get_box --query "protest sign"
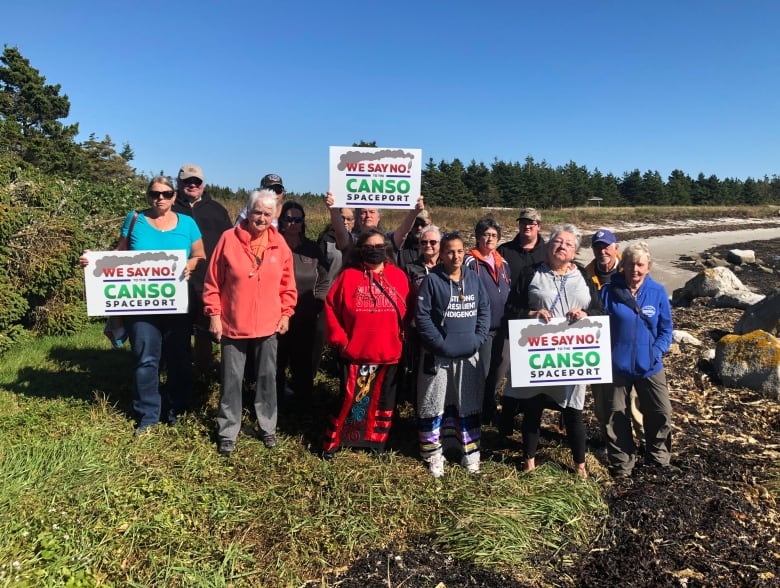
[329,146,422,209]
[508,316,612,387]
[83,250,189,316]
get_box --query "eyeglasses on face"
[148,190,176,199]
[551,238,577,249]
[362,244,386,251]
[420,239,438,246]
[183,178,202,187]
[341,215,355,223]
[280,215,303,223]
[250,209,273,218]
[479,232,499,240]
[270,186,284,195]
[519,220,538,226]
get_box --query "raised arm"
[326,192,353,251]
[391,195,424,250]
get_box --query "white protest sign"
[329,146,422,209]
[83,250,189,316]
[508,316,612,387]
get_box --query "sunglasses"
[362,244,386,251]
[420,239,438,246]
[280,215,303,223]
[148,190,176,199]
[183,178,202,187]
[269,185,284,195]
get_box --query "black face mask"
[361,247,386,264]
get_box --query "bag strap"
[127,211,139,238]
[371,273,404,333]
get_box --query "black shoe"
[321,449,335,462]
[217,439,235,456]
[262,434,278,449]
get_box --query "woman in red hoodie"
[322,228,410,460]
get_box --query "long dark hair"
[279,201,306,237]
[341,228,393,272]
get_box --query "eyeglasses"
[480,233,499,240]
[362,244,386,251]
[341,216,355,223]
[280,215,303,223]
[148,190,175,199]
[182,178,202,187]
[551,238,577,249]
[420,239,438,246]
[250,209,273,218]
[519,220,539,226]
[270,185,284,195]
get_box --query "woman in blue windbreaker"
[601,242,674,477]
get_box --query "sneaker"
[428,455,445,478]
[461,456,480,475]
[262,434,278,448]
[217,439,235,456]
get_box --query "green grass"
[0,324,610,586]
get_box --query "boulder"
[734,289,780,336]
[708,290,765,309]
[672,330,702,346]
[714,330,780,398]
[726,249,756,265]
[673,266,753,307]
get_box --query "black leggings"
[522,395,586,465]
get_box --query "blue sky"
[2,1,778,194]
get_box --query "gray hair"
[247,188,278,212]
[548,223,582,251]
[622,242,652,265]
[420,224,442,241]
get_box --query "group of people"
[80,170,674,480]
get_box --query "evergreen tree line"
[421,157,780,209]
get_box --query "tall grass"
[0,325,609,586]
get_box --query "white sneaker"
[428,455,445,478]
[461,455,480,475]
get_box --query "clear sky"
[2,1,778,194]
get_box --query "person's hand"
[567,308,587,322]
[276,315,290,335]
[79,250,90,268]
[325,192,335,207]
[531,309,552,323]
[208,315,223,343]
[415,195,424,210]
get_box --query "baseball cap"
[416,209,431,223]
[516,208,541,223]
[178,163,204,183]
[592,229,617,246]
[261,173,285,191]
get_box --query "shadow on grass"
[6,345,135,417]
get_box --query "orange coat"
[203,223,297,338]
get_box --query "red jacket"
[325,264,410,364]
[203,222,297,339]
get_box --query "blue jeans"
[125,314,192,430]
